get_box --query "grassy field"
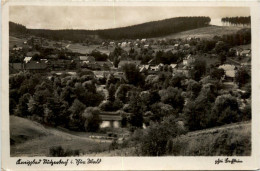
[154,25,244,40]
[167,121,251,156]
[9,36,29,49]
[10,116,111,157]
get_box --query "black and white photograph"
[7,5,253,157]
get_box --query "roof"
[10,63,23,70]
[184,54,192,60]
[25,61,48,70]
[241,50,251,54]
[95,61,113,67]
[26,51,40,56]
[219,64,236,78]
[118,60,141,67]
[24,57,32,63]
[170,64,177,68]
[79,56,89,61]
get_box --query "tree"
[68,99,86,130]
[140,115,183,156]
[159,87,184,113]
[210,94,240,126]
[218,53,227,64]
[15,93,31,117]
[191,60,206,81]
[108,84,116,102]
[128,91,144,128]
[83,107,102,132]
[235,67,250,88]
[186,79,201,99]
[184,83,217,131]
[210,68,225,80]
[122,63,144,86]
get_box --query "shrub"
[49,146,81,157]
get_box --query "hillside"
[167,121,251,156]
[89,121,251,156]
[10,17,211,41]
[154,25,245,40]
[10,116,111,157]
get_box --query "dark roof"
[10,63,23,70]
[118,60,141,67]
[95,61,113,67]
[25,61,47,70]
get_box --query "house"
[173,44,179,50]
[218,64,236,82]
[99,111,132,128]
[24,61,48,72]
[10,63,24,71]
[79,56,89,62]
[141,39,147,43]
[183,54,195,66]
[24,57,32,63]
[109,42,115,46]
[85,56,96,63]
[144,44,150,49]
[240,49,251,57]
[170,64,177,70]
[26,51,40,57]
[121,42,127,47]
[12,47,23,51]
[118,60,142,69]
[174,67,190,77]
[148,58,157,66]
[95,61,114,70]
[139,65,150,72]
[183,44,190,49]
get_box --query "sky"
[9,6,250,30]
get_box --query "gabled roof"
[24,57,32,63]
[118,60,141,67]
[170,64,177,68]
[241,49,251,54]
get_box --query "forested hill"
[9,16,211,41]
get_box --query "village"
[10,33,251,130]
[8,13,252,157]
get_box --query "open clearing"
[10,116,111,157]
[154,25,245,40]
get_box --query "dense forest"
[9,17,211,41]
[221,16,250,26]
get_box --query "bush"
[49,146,81,157]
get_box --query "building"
[24,57,32,63]
[95,61,114,70]
[24,61,48,72]
[12,47,23,51]
[183,54,195,66]
[121,42,127,47]
[183,44,190,49]
[118,60,142,69]
[219,64,236,82]
[85,56,96,62]
[240,49,251,57]
[170,64,177,70]
[26,51,40,57]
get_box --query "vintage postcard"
[1,0,260,170]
